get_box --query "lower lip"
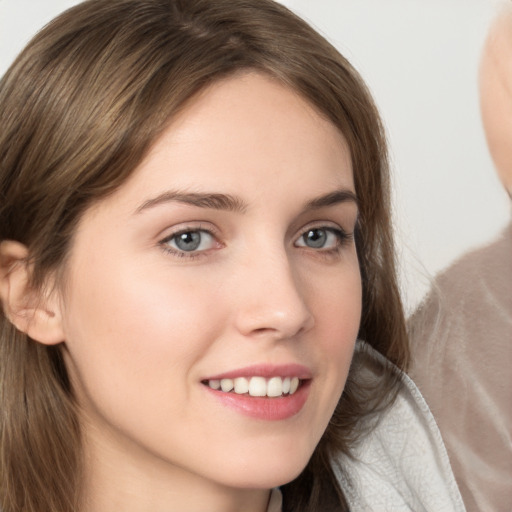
[204,381,311,420]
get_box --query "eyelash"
[296,226,352,254]
[158,224,353,260]
[159,224,219,260]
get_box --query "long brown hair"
[0,1,408,510]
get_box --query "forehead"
[128,72,353,197]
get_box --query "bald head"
[479,6,512,196]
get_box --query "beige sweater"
[409,221,512,512]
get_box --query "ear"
[0,241,65,345]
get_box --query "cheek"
[60,254,227,402]
[307,258,362,395]
[320,294,360,394]
[310,259,362,346]
[480,70,512,191]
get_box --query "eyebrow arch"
[135,191,248,214]
[304,190,358,210]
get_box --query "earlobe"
[0,240,65,345]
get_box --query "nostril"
[252,327,274,335]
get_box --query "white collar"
[266,488,282,512]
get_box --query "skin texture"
[479,6,512,196]
[39,73,363,512]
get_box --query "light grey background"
[1,0,510,313]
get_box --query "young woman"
[0,1,465,511]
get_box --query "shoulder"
[407,222,512,511]
[409,221,512,337]
[333,349,466,512]
[407,221,512,405]
[408,221,512,375]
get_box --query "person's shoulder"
[333,349,466,511]
[408,221,512,364]
[415,220,511,313]
[436,220,511,292]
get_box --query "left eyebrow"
[135,191,248,214]
[304,190,358,211]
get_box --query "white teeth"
[220,378,234,392]
[249,376,267,397]
[208,376,302,397]
[209,379,221,390]
[234,377,249,394]
[267,377,283,397]
[290,377,299,395]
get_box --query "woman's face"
[58,73,361,497]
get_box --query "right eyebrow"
[304,189,358,211]
[134,191,248,215]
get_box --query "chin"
[214,447,313,490]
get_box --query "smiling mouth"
[202,376,302,398]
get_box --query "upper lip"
[203,363,312,381]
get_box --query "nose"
[232,249,315,341]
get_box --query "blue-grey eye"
[164,230,215,252]
[295,228,341,249]
[175,231,201,251]
[303,229,326,248]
